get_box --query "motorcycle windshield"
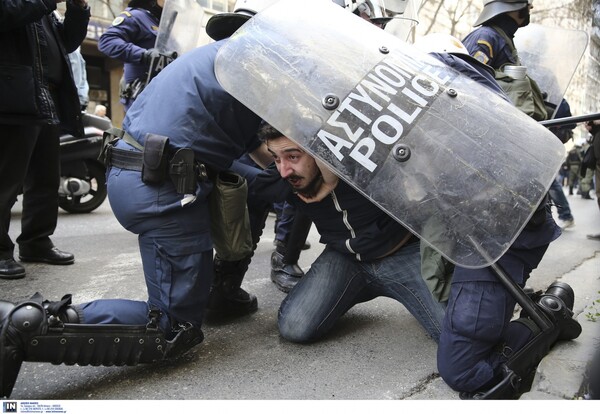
[154,0,205,56]
[514,23,588,117]
[215,0,565,268]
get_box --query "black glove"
[587,121,600,135]
[141,48,160,65]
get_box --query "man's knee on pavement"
[277,308,320,343]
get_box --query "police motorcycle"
[214,0,582,399]
[58,112,112,214]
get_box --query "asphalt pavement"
[1,186,599,402]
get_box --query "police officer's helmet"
[128,0,160,9]
[206,0,408,41]
[206,0,279,41]
[333,0,408,27]
[474,0,531,27]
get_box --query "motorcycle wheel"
[58,162,107,214]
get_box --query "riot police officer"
[98,0,164,112]
[462,0,533,69]
[437,1,581,398]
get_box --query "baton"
[468,236,553,332]
[539,112,600,128]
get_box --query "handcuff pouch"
[142,133,169,185]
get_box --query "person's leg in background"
[587,163,600,240]
[579,168,594,200]
[0,125,40,279]
[548,177,575,229]
[17,124,74,265]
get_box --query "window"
[86,0,128,21]
[199,0,233,12]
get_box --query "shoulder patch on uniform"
[151,25,159,31]
[476,40,494,58]
[473,51,490,65]
[111,16,125,26]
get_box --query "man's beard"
[518,7,530,27]
[291,173,323,198]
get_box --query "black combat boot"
[205,256,258,318]
[270,212,311,293]
[270,251,304,293]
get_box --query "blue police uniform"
[462,14,520,69]
[98,7,159,110]
[76,40,262,334]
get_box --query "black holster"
[170,148,201,194]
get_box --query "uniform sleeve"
[462,28,498,66]
[245,164,292,204]
[59,1,91,54]
[98,11,146,64]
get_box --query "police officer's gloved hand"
[588,121,600,135]
[141,48,160,65]
[164,51,178,60]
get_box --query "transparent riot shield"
[146,0,205,83]
[385,0,421,42]
[514,23,588,117]
[215,0,565,268]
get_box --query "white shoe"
[558,219,575,229]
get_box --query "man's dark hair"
[257,121,284,143]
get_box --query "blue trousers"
[437,210,560,392]
[273,201,295,242]
[278,241,445,343]
[76,141,214,335]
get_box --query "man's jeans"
[278,241,445,343]
[548,178,573,221]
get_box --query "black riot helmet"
[205,0,279,41]
[128,0,163,20]
[474,0,532,26]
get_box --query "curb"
[521,253,600,399]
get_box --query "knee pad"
[8,301,46,335]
